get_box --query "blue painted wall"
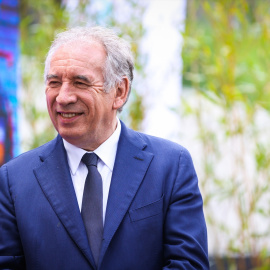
[0,0,19,165]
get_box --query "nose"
[56,83,77,106]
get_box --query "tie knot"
[82,153,98,167]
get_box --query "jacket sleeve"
[163,148,209,269]
[0,165,25,270]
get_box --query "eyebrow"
[46,74,59,81]
[74,75,91,84]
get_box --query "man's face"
[45,41,118,150]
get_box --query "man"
[0,26,209,270]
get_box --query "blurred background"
[1,0,270,269]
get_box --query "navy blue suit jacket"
[0,122,209,269]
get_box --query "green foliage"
[19,0,69,150]
[182,0,270,268]
[20,0,69,60]
[183,0,270,112]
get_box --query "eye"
[48,81,61,88]
[74,81,88,89]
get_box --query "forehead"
[49,41,107,75]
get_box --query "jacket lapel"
[33,136,96,269]
[98,123,154,265]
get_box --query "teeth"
[61,113,76,118]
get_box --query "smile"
[59,113,82,118]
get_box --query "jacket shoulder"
[2,136,61,169]
[125,125,188,155]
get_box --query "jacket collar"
[98,121,154,266]
[34,135,96,269]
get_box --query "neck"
[77,118,119,151]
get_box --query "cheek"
[46,95,57,122]
[46,91,56,108]
[46,96,52,111]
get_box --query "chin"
[59,130,79,141]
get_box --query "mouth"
[58,112,83,119]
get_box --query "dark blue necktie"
[81,153,103,266]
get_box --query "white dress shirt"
[63,118,121,223]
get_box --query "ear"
[112,77,130,110]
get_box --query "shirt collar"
[63,118,121,175]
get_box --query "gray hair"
[44,26,134,112]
